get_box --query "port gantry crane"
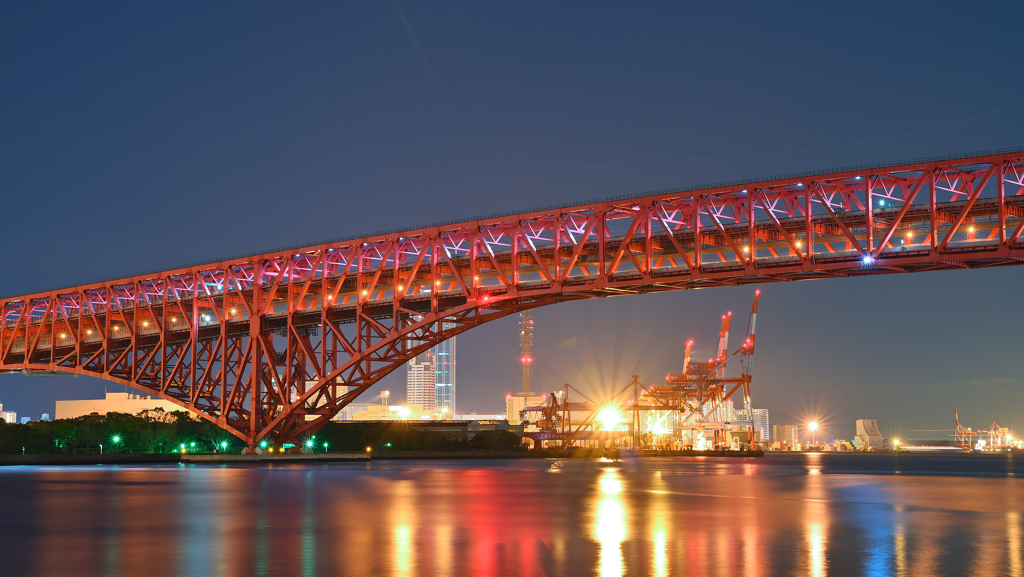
[637,290,761,449]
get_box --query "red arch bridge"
[3,148,1024,449]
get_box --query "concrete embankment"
[183,453,369,464]
[0,454,182,466]
[0,449,762,466]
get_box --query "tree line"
[0,411,523,455]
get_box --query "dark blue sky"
[2,2,1022,441]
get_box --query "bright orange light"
[968,226,975,233]
[59,333,66,338]
[397,285,403,290]
[599,407,621,431]
[142,321,149,327]
[742,246,749,253]
[361,290,368,296]
[807,421,819,432]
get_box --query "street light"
[807,421,819,448]
[221,441,228,451]
[893,438,901,451]
[381,390,390,420]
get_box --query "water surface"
[1,453,1022,576]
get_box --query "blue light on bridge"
[862,255,874,265]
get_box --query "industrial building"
[55,392,194,420]
[854,419,883,451]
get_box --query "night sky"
[2,2,1022,442]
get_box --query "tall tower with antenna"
[519,311,534,393]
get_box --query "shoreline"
[0,449,765,466]
[11,449,1020,467]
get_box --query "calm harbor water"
[1,453,1023,576]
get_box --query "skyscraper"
[406,351,436,413]
[432,328,456,414]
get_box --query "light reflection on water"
[592,469,626,577]
[2,456,1024,576]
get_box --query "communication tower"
[519,311,534,393]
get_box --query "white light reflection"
[804,454,828,577]
[592,469,628,577]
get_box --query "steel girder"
[3,148,1024,449]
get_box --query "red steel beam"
[2,147,1024,450]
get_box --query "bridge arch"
[3,148,1023,448]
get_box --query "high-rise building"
[773,424,798,446]
[0,403,17,424]
[736,408,770,442]
[406,352,436,413]
[705,398,734,423]
[432,329,456,414]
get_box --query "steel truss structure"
[3,148,1024,449]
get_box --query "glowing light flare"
[599,407,621,431]
[807,421,819,432]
